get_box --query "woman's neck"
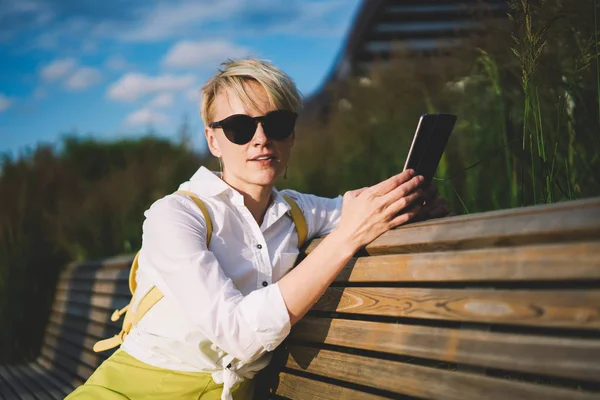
[222,173,273,226]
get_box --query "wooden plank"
[53,290,129,310]
[39,347,90,386]
[36,355,82,390]
[64,255,134,272]
[43,322,115,367]
[50,301,120,329]
[274,372,389,400]
[313,287,600,329]
[45,323,103,356]
[0,365,37,400]
[334,241,600,283]
[63,268,130,283]
[48,313,117,341]
[56,277,128,295]
[0,366,19,400]
[284,345,600,400]
[42,331,101,371]
[305,198,600,255]
[8,364,56,400]
[291,317,600,382]
[53,285,130,300]
[29,363,72,399]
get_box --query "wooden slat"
[42,331,100,372]
[57,277,128,295]
[39,346,90,386]
[29,363,72,399]
[53,290,129,309]
[0,365,37,400]
[62,267,130,282]
[43,321,114,367]
[48,312,116,341]
[36,355,82,389]
[284,345,600,400]
[313,287,600,329]
[305,198,600,255]
[291,317,600,382]
[274,372,389,400]
[8,364,57,400]
[334,241,600,283]
[45,323,103,358]
[0,366,19,400]
[63,255,134,273]
[50,300,120,328]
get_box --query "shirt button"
[256,244,262,249]
[262,281,268,287]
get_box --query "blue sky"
[0,0,362,157]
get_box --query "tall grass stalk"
[477,49,518,208]
[511,0,553,204]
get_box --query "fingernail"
[408,169,415,176]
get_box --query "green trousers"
[65,349,254,399]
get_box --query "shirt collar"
[186,166,292,217]
[188,166,231,198]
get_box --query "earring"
[284,165,288,180]
[218,158,223,178]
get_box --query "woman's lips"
[250,157,276,167]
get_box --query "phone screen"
[403,113,457,185]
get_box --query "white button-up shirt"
[121,166,342,399]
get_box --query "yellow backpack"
[93,190,307,353]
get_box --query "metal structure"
[304,0,508,115]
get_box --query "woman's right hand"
[334,169,425,252]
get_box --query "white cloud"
[122,1,231,42]
[0,94,12,112]
[41,58,77,82]
[107,73,196,102]
[125,108,168,127]
[149,93,173,108]
[119,0,353,42]
[65,67,102,90]
[105,55,132,71]
[163,40,250,68]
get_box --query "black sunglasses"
[209,109,297,145]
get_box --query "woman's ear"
[205,127,222,158]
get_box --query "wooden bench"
[259,197,600,399]
[1,197,599,399]
[0,256,132,400]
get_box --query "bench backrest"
[37,256,133,388]
[263,197,600,399]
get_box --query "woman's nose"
[252,122,269,145]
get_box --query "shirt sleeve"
[280,189,343,240]
[139,195,291,363]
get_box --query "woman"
[66,59,448,400]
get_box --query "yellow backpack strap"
[282,194,308,248]
[93,191,213,353]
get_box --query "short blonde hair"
[200,59,302,126]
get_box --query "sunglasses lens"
[262,110,297,139]
[221,115,256,144]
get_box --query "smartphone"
[403,113,457,186]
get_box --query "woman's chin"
[256,171,279,185]
[249,168,280,186]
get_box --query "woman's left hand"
[419,184,452,219]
